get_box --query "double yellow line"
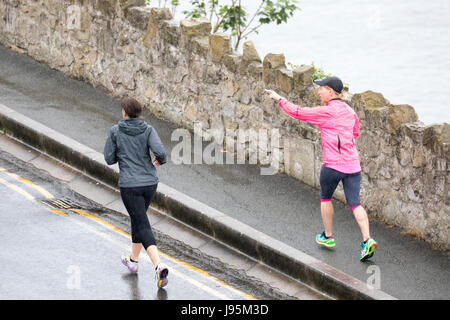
[0,166,257,300]
[0,166,68,217]
[0,167,54,199]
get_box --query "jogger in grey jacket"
[104,111,167,187]
[104,97,169,288]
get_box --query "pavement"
[0,43,448,300]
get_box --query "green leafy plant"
[311,61,332,80]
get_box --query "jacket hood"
[118,118,148,136]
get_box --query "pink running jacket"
[278,98,360,165]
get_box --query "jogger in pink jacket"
[266,76,378,261]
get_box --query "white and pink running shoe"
[155,263,169,288]
[121,255,138,273]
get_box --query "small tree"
[147,0,300,51]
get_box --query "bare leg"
[353,205,371,241]
[146,245,161,268]
[131,243,161,268]
[131,243,142,261]
[321,201,334,237]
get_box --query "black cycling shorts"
[319,165,361,209]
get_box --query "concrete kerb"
[0,103,396,300]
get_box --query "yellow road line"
[0,176,34,200]
[50,208,69,217]
[69,209,132,239]
[0,167,54,199]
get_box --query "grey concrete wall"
[0,0,448,249]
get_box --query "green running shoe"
[316,231,336,248]
[360,238,377,261]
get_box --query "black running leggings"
[120,184,158,250]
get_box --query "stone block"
[61,46,74,66]
[247,61,263,80]
[38,11,51,37]
[144,7,173,46]
[263,53,285,84]
[118,0,146,11]
[263,53,285,70]
[224,78,239,97]
[144,84,156,100]
[236,103,250,119]
[358,133,380,158]
[242,40,261,63]
[95,0,116,17]
[223,54,241,73]
[412,147,427,167]
[364,161,378,179]
[21,3,40,18]
[398,148,411,167]
[351,90,389,118]
[423,123,449,160]
[293,64,314,91]
[74,9,91,31]
[184,102,198,122]
[237,82,251,104]
[240,41,261,74]
[191,36,210,57]
[351,90,389,128]
[401,122,424,145]
[206,62,224,84]
[160,20,180,46]
[387,104,418,133]
[209,33,231,63]
[307,88,322,106]
[44,0,62,16]
[97,27,115,56]
[125,6,151,31]
[423,124,443,154]
[443,123,450,161]
[81,49,98,65]
[190,60,207,81]
[283,137,316,187]
[180,17,211,37]
[274,68,293,93]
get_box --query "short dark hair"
[121,97,143,118]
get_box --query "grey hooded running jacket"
[104,118,167,188]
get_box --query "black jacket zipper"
[337,135,341,153]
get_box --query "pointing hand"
[265,89,282,102]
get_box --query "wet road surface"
[0,150,297,300]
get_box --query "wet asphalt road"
[0,44,449,299]
[0,150,292,300]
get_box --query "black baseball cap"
[313,76,343,94]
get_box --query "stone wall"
[1,0,448,249]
